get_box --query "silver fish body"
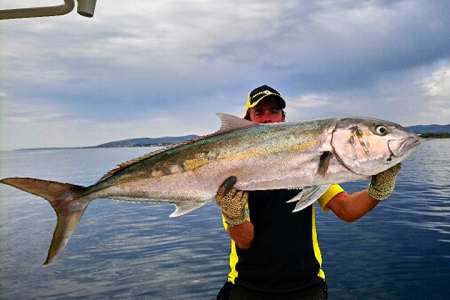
[0,114,420,265]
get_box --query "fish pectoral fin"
[286,189,304,203]
[289,185,331,213]
[317,151,333,176]
[169,200,207,218]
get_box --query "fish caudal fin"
[0,177,89,266]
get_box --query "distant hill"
[97,123,450,148]
[17,123,450,151]
[94,135,199,148]
[407,124,450,134]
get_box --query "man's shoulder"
[319,184,345,210]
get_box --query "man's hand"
[368,164,401,201]
[216,176,248,226]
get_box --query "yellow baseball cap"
[245,85,286,115]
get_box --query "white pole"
[0,0,97,20]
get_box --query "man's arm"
[216,176,254,249]
[228,221,254,250]
[326,164,402,222]
[326,189,378,222]
[220,164,401,245]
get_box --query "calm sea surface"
[0,140,449,299]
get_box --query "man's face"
[248,99,285,124]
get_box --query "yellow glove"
[368,164,401,201]
[215,176,248,226]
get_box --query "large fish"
[0,114,420,265]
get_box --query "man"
[216,85,401,300]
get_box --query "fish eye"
[375,125,388,136]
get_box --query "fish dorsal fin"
[216,113,257,133]
[97,150,162,182]
[97,140,198,183]
[97,114,254,183]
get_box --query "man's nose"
[260,113,275,123]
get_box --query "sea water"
[0,140,449,299]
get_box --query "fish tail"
[0,177,90,266]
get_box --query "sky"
[1,0,449,150]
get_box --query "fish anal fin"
[169,201,206,218]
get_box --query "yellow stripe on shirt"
[224,185,344,284]
[223,202,250,283]
[318,184,344,211]
[311,205,325,279]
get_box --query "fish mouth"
[388,135,421,158]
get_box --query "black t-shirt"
[231,189,324,293]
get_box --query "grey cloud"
[287,62,450,125]
[4,1,450,94]
[1,0,449,149]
